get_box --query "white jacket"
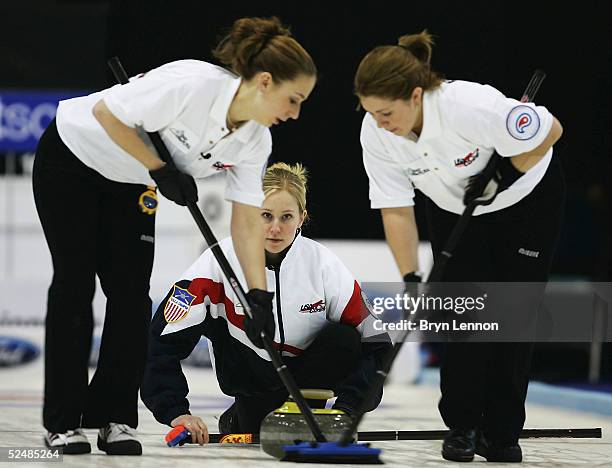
[142,234,391,425]
[160,233,379,360]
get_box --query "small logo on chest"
[212,161,234,171]
[454,148,479,167]
[168,127,191,149]
[408,168,430,176]
[300,299,326,313]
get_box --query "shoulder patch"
[506,105,540,140]
[164,285,196,323]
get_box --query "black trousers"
[228,322,362,433]
[32,120,156,432]
[426,157,565,444]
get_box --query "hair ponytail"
[355,29,443,100]
[397,30,435,66]
[213,16,316,82]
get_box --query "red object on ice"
[165,425,189,447]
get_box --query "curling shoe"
[475,435,522,462]
[442,428,478,462]
[218,402,237,433]
[44,428,91,454]
[97,423,142,455]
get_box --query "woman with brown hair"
[354,31,564,463]
[34,16,316,455]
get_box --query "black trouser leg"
[427,157,565,443]
[426,200,493,431]
[482,342,534,444]
[232,323,361,433]
[438,343,487,430]
[34,119,157,431]
[82,182,155,429]
[233,390,288,433]
[481,158,565,443]
[33,121,99,433]
[292,322,362,390]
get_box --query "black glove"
[149,163,198,206]
[403,272,422,293]
[403,272,423,319]
[463,153,524,206]
[244,289,275,349]
[403,272,421,284]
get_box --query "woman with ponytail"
[354,31,564,463]
[141,162,391,442]
[34,16,316,455]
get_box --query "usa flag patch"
[164,285,196,323]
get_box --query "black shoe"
[442,428,478,462]
[475,435,522,462]
[97,423,142,455]
[218,402,237,433]
[44,428,91,454]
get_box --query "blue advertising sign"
[0,90,88,152]
[0,336,40,367]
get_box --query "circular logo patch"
[506,105,540,140]
[138,187,158,215]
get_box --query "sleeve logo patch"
[506,105,540,140]
[212,161,235,171]
[164,285,196,323]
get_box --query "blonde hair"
[212,16,317,83]
[354,30,443,100]
[263,162,308,218]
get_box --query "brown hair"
[263,162,309,221]
[354,30,443,100]
[212,16,317,83]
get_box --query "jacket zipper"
[272,265,286,352]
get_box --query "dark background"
[1,0,611,382]
[3,1,609,280]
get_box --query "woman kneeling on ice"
[141,162,391,443]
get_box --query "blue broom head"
[281,441,383,464]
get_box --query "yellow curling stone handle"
[300,389,335,400]
[275,401,345,415]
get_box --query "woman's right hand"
[149,163,199,206]
[171,414,209,444]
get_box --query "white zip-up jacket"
[142,234,391,426]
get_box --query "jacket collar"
[208,72,252,143]
[415,86,443,143]
[265,231,302,269]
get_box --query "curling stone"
[259,389,356,459]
